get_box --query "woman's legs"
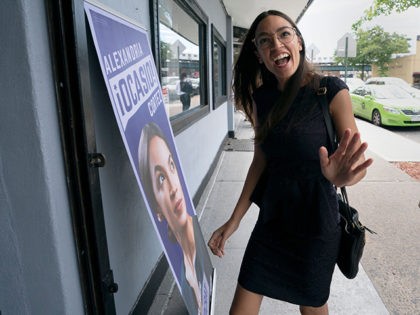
[299,303,329,315]
[229,283,328,315]
[229,284,263,315]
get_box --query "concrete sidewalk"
[149,112,420,314]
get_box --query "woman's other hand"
[207,219,239,258]
[319,128,373,187]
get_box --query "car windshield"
[367,77,408,86]
[372,85,414,99]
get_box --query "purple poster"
[84,2,214,314]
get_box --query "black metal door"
[45,0,117,313]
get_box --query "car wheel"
[372,109,382,126]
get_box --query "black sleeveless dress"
[238,77,348,307]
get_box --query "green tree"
[160,41,173,66]
[353,0,420,30]
[335,26,409,77]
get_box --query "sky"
[297,0,420,59]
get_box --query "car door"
[358,86,376,120]
[351,87,367,118]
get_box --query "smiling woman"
[208,9,373,315]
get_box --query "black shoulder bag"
[317,87,376,279]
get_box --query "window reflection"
[159,0,202,117]
[212,27,227,108]
[213,41,220,99]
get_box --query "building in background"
[372,35,420,85]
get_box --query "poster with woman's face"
[85,2,214,314]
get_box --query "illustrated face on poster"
[84,2,213,314]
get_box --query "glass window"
[158,0,206,120]
[353,87,365,96]
[212,26,227,108]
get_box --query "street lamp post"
[337,33,357,81]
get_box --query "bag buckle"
[317,87,327,95]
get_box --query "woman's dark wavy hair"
[232,10,320,143]
[138,122,167,213]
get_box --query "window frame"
[150,0,209,135]
[211,24,227,109]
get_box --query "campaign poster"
[84,2,214,314]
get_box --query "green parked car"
[350,84,420,127]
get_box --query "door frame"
[45,0,116,313]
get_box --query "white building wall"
[0,0,84,314]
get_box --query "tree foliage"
[160,41,173,64]
[353,0,420,30]
[367,0,420,16]
[335,26,410,76]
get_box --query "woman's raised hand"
[319,128,373,187]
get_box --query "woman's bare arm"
[208,103,266,257]
[319,88,373,187]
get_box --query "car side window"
[353,87,365,96]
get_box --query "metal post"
[344,37,348,82]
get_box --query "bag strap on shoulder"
[317,78,376,234]
[316,78,349,213]
[317,78,337,152]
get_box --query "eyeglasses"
[253,27,297,49]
